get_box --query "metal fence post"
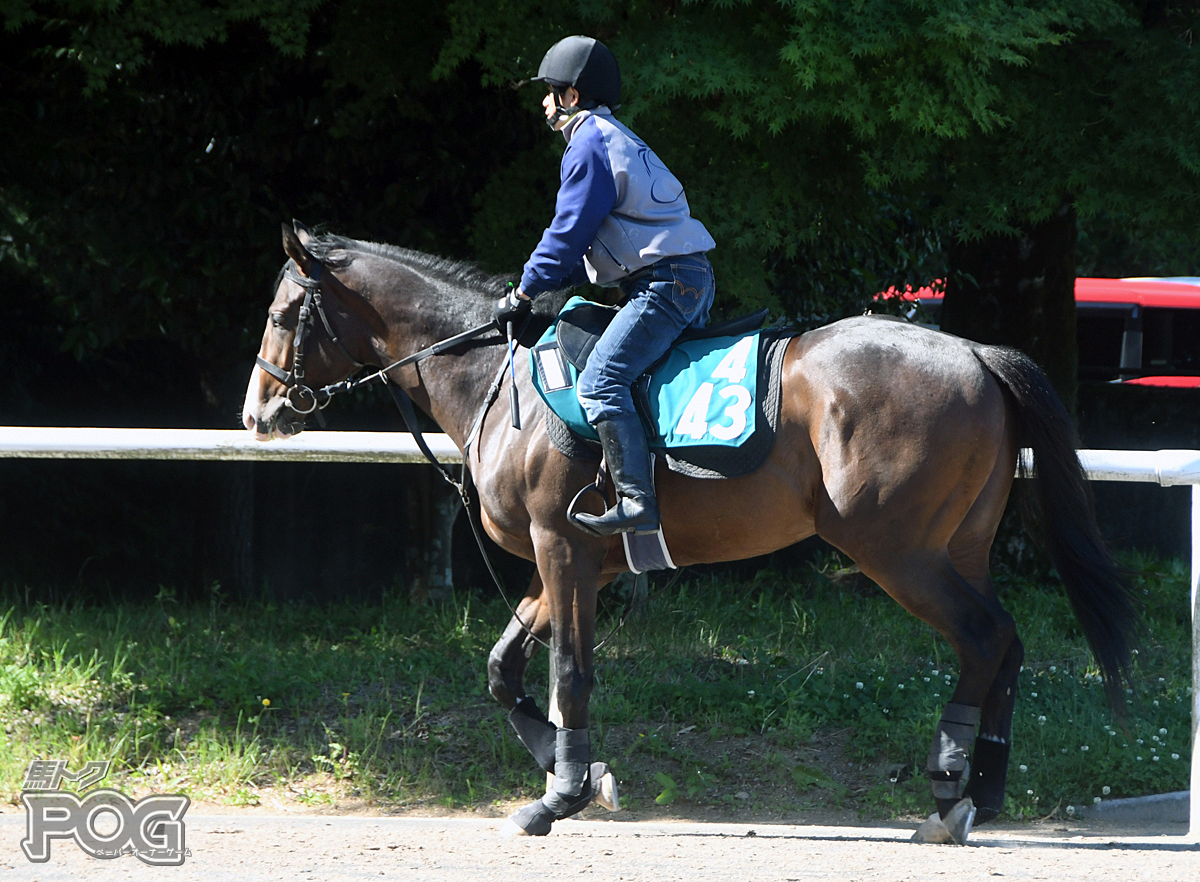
[1191,484,1199,840]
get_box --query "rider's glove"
[493,288,532,330]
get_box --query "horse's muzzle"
[245,398,304,441]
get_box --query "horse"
[242,222,1138,840]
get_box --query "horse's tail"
[973,344,1140,711]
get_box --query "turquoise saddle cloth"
[529,296,763,450]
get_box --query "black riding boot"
[572,414,660,537]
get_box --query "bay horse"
[242,223,1137,839]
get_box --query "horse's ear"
[292,219,314,246]
[281,222,314,275]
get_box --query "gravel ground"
[1,807,1196,882]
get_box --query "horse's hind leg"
[857,550,1016,825]
[949,537,1023,825]
[963,633,1023,824]
[947,463,1022,826]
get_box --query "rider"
[494,35,717,537]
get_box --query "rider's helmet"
[532,36,620,128]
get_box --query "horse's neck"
[408,334,503,450]
[371,269,500,449]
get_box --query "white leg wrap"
[927,703,980,800]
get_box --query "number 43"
[674,336,754,441]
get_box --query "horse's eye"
[271,313,286,328]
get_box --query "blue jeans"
[577,253,715,425]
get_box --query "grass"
[0,551,1191,821]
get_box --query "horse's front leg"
[487,574,561,772]
[503,530,605,836]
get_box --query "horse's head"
[241,221,377,439]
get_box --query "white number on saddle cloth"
[710,336,754,383]
[672,336,756,442]
[710,385,751,441]
[675,382,714,439]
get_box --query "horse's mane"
[304,232,514,299]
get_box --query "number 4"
[675,382,714,439]
[710,336,754,383]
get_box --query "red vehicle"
[886,277,1200,388]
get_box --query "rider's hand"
[493,287,532,330]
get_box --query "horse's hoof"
[911,812,955,844]
[505,798,555,836]
[590,762,620,812]
[500,819,531,837]
[943,797,977,845]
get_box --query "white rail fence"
[0,427,1196,835]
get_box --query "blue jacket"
[520,108,715,298]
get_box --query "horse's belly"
[610,456,819,570]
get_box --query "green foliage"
[0,0,543,419]
[0,0,324,93]
[440,0,1200,312]
[2,0,1198,422]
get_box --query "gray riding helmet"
[532,35,621,109]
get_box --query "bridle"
[255,259,367,415]
[255,257,497,416]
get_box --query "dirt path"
[1,805,1196,882]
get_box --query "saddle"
[529,298,792,574]
[555,301,771,372]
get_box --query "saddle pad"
[540,330,793,480]
[529,296,761,450]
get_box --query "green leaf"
[654,771,679,805]
[791,763,844,793]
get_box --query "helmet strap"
[546,85,580,131]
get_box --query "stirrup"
[572,496,659,537]
[567,482,608,538]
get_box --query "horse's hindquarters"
[788,319,1009,565]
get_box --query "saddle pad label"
[533,342,572,392]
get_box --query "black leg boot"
[506,727,594,836]
[964,736,1010,824]
[571,414,660,536]
[507,697,557,772]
